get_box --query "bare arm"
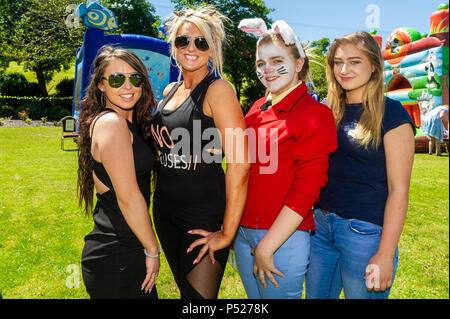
[365,123,415,292]
[188,79,251,264]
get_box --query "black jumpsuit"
[151,74,229,299]
[81,109,157,299]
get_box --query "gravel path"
[0,119,60,128]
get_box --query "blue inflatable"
[72,1,179,120]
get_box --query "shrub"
[55,78,75,97]
[48,105,71,121]
[0,73,40,97]
[0,105,15,118]
[26,101,47,120]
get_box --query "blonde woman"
[305,31,416,299]
[150,6,250,299]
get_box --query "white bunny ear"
[272,20,306,58]
[238,18,268,37]
[272,21,296,45]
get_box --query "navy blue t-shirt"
[318,97,416,226]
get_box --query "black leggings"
[82,249,158,299]
[153,201,229,299]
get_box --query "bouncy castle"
[371,3,449,151]
[71,1,179,120]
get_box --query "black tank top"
[81,109,155,268]
[151,74,226,217]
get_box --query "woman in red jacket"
[235,19,337,299]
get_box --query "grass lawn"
[0,126,448,299]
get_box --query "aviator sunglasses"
[102,72,144,88]
[174,36,210,52]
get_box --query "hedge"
[0,96,73,121]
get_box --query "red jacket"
[241,82,337,231]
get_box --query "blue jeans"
[305,208,398,299]
[234,226,310,299]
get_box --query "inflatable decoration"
[369,29,382,48]
[371,3,449,152]
[76,1,118,32]
[71,1,179,121]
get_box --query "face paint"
[255,42,299,96]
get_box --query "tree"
[171,0,273,105]
[309,37,331,100]
[310,37,330,56]
[101,0,160,38]
[0,0,29,69]
[0,0,84,96]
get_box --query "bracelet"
[144,246,161,258]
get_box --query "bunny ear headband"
[238,18,306,58]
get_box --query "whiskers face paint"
[255,42,298,96]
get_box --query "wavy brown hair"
[326,31,385,149]
[77,45,156,216]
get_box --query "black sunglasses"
[102,72,144,88]
[174,36,210,52]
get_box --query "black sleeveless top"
[81,109,155,269]
[151,74,226,218]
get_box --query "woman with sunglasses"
[151,6,250,299]
[78,45,160,299]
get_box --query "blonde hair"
[326,31,385,149]
[165,5,229,80]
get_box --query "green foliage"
[0,73,40,97]
[309,38,331,101]
[0,105,15,118]
[0,0,84,96]
[101,0,160,38]
[55,78,75,97]
[310,38,330,56]
[309,55,328,101]
[241,78,266,113]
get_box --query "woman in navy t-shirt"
[305,31,416,299]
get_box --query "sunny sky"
[148,0,448,49]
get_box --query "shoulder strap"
[158,82,183,111]
[192,74,218,109]
[90,108,116,138]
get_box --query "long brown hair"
[326,31,385,149]
[77,45,156,216]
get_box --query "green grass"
[0,126,448,299]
